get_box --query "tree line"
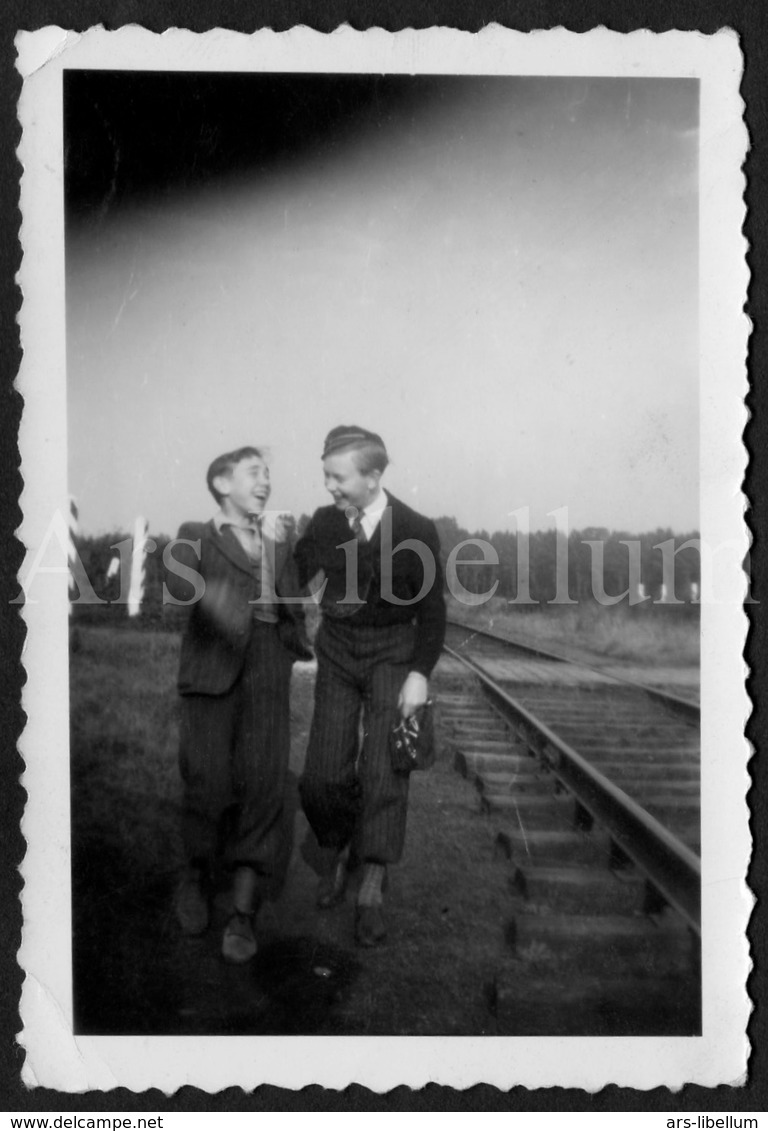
[431,516,701,606]
[68,517,702,630]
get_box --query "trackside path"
[70,631,512,1035]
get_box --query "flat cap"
[322,425,386,459]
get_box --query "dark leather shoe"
[317,857,347,909]
[174,871,209,936]
[221,910,257,964]
[355,905,387,948]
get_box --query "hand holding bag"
[390,700,435,775]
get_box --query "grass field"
[446,596,700,668]
[69,624,511,1035]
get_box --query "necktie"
[228,517,262,562]
[352,513,368,544]
[247,516,263,561]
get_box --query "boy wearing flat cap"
[295,426,446,946]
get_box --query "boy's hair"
[206,446,265,504]
[321,426,389,475]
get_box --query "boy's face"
[323,449,380,512]
[216,455,271,517]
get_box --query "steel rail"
[445,617,700,721]
[443,642,701,936]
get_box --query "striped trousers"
[178,620,293,874]
[300,618,415,864]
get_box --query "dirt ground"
[70,629,511,1036]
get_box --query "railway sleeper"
[491,827,610,867]
[449,730,515,748]
[479,787,580,821]
[442,722,513,742]
[441,724,508,741]
[473,770,554,797]
[608,776,700,796]
[438,704,492,716]
[506,912,695,977]
[451,744,524,765]
[443,699,509,714]
[439,695,491,705]
[561,740,699,758]
[640,794,701,813]
[453,739,524,757]
[492,969,701,1036]
[509,863,646,916]
[538,720,696,738]
[501,686,612,697]
[585,757,699,779]
[513,705,692,722]
[440,697,501,710]
[518,697,692,713]
[555,730,697,750]
[453,749,540,779]
[440,707,506,722]
[510,697,693,715]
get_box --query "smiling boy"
[165,446,311,963]
[295,426,446,947]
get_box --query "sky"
[65,73,699,538]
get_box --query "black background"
[2,0,765,1114]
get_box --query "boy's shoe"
[354,905,387,948]
[174,871,209,936]
[221,910,258,964]
[317,855,348,909]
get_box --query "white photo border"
[15,24,750,1091]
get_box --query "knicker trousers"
[178,620,292,874]
[299,618,415,865]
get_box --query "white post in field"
[127,516,149,618]
[67,497,79,615]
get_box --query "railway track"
[436,618,701,1036]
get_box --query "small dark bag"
[389,701,435,775]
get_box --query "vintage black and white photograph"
[16,27,749,1091]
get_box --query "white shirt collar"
[213,509,261,533]
[352,488,388,539]
[363,488,387,521]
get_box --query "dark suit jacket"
[165,519,306,696]
[294,490,446,677]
